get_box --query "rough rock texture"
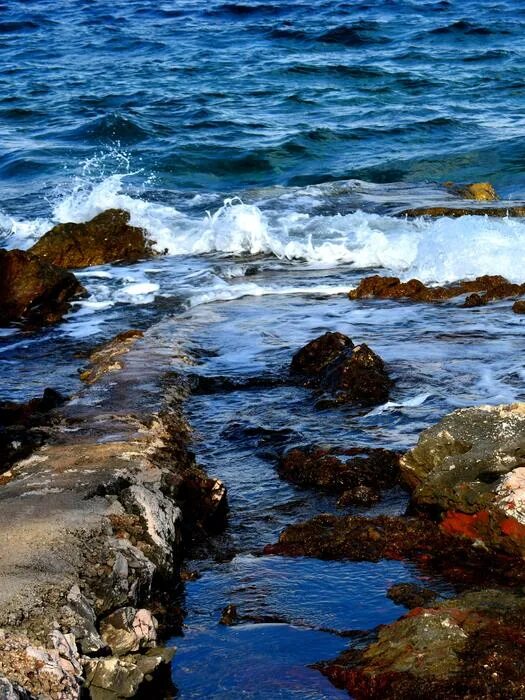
[0,249,86,326]
[29,209,155,269]
[0,388,66,474]
[277,446,401,504]
[349,274,525,305]
[317,589,525,699]
[386,583,439,609]
[446,181,499,201]
[80,330,144,384]
[0,327,226,698]
[265,512,525,586]
[399,205,525,217]
[291,332,392,405]
[400,403,525,558]
[513,300,525,314]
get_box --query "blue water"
[1,1,525,697]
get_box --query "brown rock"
[80,330,144,384]
[278,446,400,498]
[316,589,525,700]
[349,274,525,306]
[513,300,525,314]
[290,331,353,376]
[386,582,438,609]
[448,181,499,201]
[0,248,86,326]
[400,205,525,217]
[29,209,155,269]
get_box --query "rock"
[290,332,354,376]
[337,485,380,507]
[170,469,228,536]
[400,403,525,558]
[0,388,65,473]
[29,209,155,269]
[316,589,525,699]
[219,604,239,626]
[0,248,86,326]
[84,647,175,699]
[513,300,525,314]
[265,512,525,587]
[386,582,438,609]
[100,607,157,657]
[80,330,144,384]
[291,333,392,406]
[447,181,499,201]
[278,446,400,501]
[62,585,105,655]
[349,274,525,306]
[399,205,525,217]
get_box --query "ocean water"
[1,0,525,697]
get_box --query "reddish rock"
[316,589,525,699]
[29,209,155,269]
[349,274,525,305]
[278,446,400,502]
[401,403,525,558]
[0,248,86,326]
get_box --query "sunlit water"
[1,0,525,696]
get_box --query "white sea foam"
[2,172,525,287]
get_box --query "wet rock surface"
[0,388,66,474]
[401,403,525,558]
[386,582,439,609]
[399,204,525,217]
[349,274,525,306]
[80,330,144,384]
[316,589,525,699]
[291,332,392,405]
[513,300,525,314]
[29,209,155,269]
[277,446,401,504]
[0,329,226,698]
[445,181,499,201]
[0,248,86,326]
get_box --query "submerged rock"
[0,248,86,326]
[278,446,400,504]
[401,403,525,558]
[446,181,499,201]
[29,209,155,269]
[80,330,144,384]
[316,589,525,699]
[349,274,525,306]
[399,204,525,217]
[386,582,439,609]
[291,332,392,405]
[513,300,525,314]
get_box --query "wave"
[2,172,525,287]
[428,20,510,36]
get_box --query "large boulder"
[29,209,155,269]
[0,249,85,326]
[316,589,525,699]
[401,403,525,557]
[291,332,392,405]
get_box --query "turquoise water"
[1,1,525,697]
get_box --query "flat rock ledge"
[0,329,226,698]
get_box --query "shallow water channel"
[166,286,523,698]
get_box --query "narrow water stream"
[165,286,518,697]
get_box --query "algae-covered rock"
[317,589,525,699]
[291,332,354,376]
[0,248,85,326]
[401,403,525,557]
[29,209,155,269]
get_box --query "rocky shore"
[0,329,226,698]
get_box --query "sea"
[1,0,524,697]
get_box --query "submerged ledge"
[0,328,226,698]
